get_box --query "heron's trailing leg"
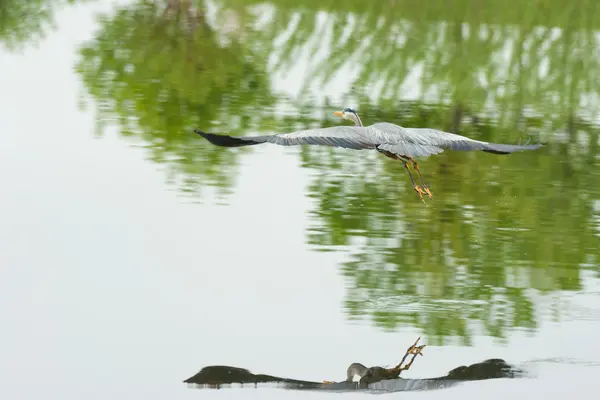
[411,161,432,199]
[394,336,426,376]
[403,162,426,202]
[377,149,428,203]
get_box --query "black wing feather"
[193,130,267,147]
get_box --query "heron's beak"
[333,111,344,117]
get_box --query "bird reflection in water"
[184,337,525,392]
[324,336,426,387]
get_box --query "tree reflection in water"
[77,0,600,344]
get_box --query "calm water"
[1,0,600,399]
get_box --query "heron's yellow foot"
[408,344,426,356]
[413,185,425,199]
[323,380,335,384]
[422,185,432,199]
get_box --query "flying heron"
[193,108,543,200]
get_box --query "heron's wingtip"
[193,128,207,137]
[482,140,545,154]
[528,142,546,150]
[192,129,262,148]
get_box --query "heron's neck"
[354,114,363,127]
[346,362,369,381]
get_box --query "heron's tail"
[194,129,267,147]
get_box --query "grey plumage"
[194,122,543,158]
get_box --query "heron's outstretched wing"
[194,123,543,157]
[371,123,544,157]
[194,125,379,150]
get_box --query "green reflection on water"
[75,0,277,197]
[0,0,82,50]
[77,0,600,344]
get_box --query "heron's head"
[333,108,363,126]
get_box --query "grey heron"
[193,108,543,201]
